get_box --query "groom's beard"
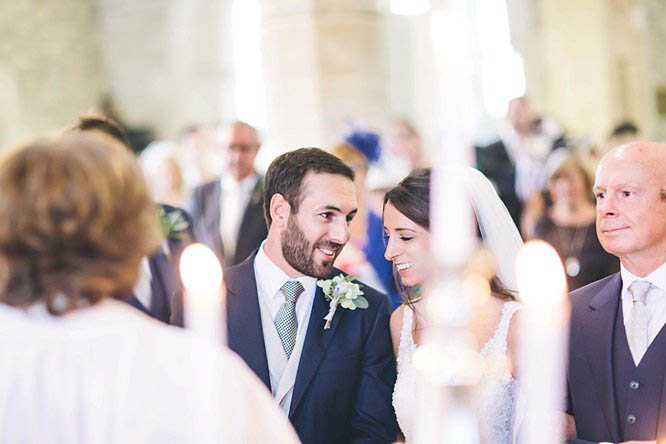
[281,215,342,279]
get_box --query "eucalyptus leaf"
[341,299,356,310]
[354,296,369,309]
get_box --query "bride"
[384,168,524,443]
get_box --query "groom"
[173,147,398,443]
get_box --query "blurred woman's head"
[330,142,369,197]
[547,154,594,206]
[0,133,161,315]
[330,130,381,196]
[386,118,422,161]
[330,142,368,173]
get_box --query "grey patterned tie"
[274,281,304,358]
[628,280,652,364]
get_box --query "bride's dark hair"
[383,168,514,306]
[384,168,430,229]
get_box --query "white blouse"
[0,299,299,444]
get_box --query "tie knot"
[280,281,304,304]
[629,280,651,303]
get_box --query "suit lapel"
[658,372,666,439]
[234,176,263,265]
[148,238,185,322]
[580,273,622,443]
[147,254,169,321]
[289,282,342,417]
[655,325,666,439]
[225,252,271,389]
[203,180,224,259]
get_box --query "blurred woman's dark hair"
[72,115,132,149]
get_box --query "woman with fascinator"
[330,130,400,307]
[384,168,525,443]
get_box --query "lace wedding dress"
[393,301,522,443]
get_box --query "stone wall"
[95,0,232,139]
[644,0,666,141]
[5,0,666,152]
[261,0,389,152]
[508,0,666,144]
[0,0,104,149]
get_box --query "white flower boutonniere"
[317,274,368,329]
[157,208,190,257]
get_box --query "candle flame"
[179,243,223,293]
[515,240,567,305]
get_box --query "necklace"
[552,223,590,277]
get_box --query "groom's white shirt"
[254,242,316,415]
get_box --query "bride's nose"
[384,236,399,261]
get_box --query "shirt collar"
[254,241,318,303]
[221,172,258,194]
[620,261,666,296]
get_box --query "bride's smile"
[383,201,432,288]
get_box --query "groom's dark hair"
[263,147,354,228]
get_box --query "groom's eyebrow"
[319,205,342,212]
[320,205,358,218]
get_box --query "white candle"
[516,240,569,444]
[414,3,481,442]
[179,243,226,344]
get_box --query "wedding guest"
[178,125,218,190]
[368,118,427,190]
[140,140,188,207]
[385,168,524,443]
[603,121,640,156]
[188,120,267,266]
[330,132,398,307]
[72,115,194,323]
[532,154,619,290]
[565,141,666,443]
[476,96,554,227]
[0,133,299,443]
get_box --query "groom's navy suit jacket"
[565,272,666,444]
[223,251,397,444]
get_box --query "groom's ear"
[270,193,291,228]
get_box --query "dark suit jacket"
[475,140,522,228]
[566,273,666,443]
[127,204,194,323]
[187,176,267,267]
[171,251,399,443]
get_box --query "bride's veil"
[461,167,524,294]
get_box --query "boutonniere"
[250,176,264,205]
[317,274,368,330]
[157,208,190,257]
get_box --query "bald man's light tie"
[628,280,652,364]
